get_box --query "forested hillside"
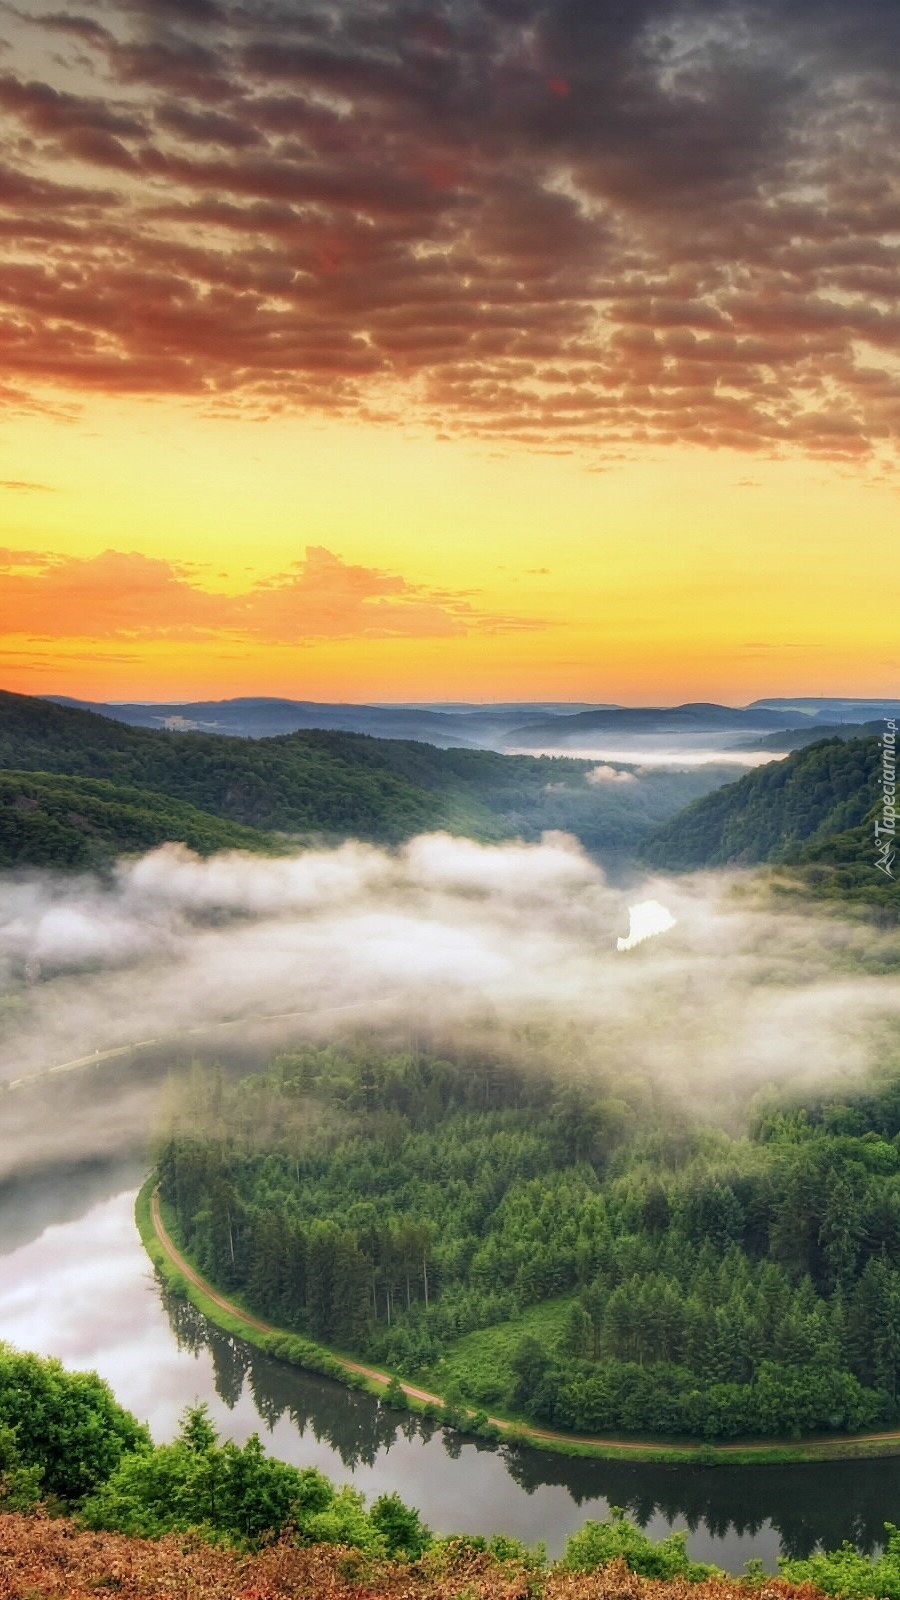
[641,738,882,871]
[159,1047,900,1443]
[740,721,886,753]
[0,772,275,868]
[0,690,726,855]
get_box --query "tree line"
[159,1046,900,1440]
[0,688,727,857]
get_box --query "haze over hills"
[45,696,599,748]
[0,690,730,865]
[749,698,900,723]
[507,703,793,748]
[43,694,899,756]
[738,720,889,754]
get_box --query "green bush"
[562,1509,721,1581]
[0,1344,149,1504]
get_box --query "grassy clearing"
[433,1298,576,1408]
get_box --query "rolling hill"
[0,772,275,869]
[640,737,883,871]
[0,692,476,843]
[0,690,730,861]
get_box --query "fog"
[509,745,781,768]
[2,833,899,1175]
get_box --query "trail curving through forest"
[147,1190,900,1465]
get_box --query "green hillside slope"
[0,772,275,869]
[0,690,727,853]
[641,737,882,870]
[0,692,445,842]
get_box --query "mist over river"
[0,1155,898,1571]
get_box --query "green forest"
[0,772,278,868]
[0,689,725,863]
[158,1045,900,1444]
[641,736,899,915]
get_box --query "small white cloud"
[587,764,637,786]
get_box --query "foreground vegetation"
[0,1513,847,1600]
[7,1344,900,1592]
[156,1046,900,1446]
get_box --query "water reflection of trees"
[158,1275,900,1561]
[501,1445,900,1560]
[160,1275,424,1468]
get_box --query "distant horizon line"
[36,691,900,712]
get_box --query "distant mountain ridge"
[507,702,794,747]
[0,690,729,864]
[738,720,888,754]
[45,694,900,753]
[44,696,594,748]
[748,697,900,723]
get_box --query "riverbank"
[137,1177,900,1467]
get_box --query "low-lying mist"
[2,832,899,1177]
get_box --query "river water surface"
[1,1157,899,1569]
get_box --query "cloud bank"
[1,1,899,463]
[3,835,899,1154]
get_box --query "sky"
[1,0,899,704]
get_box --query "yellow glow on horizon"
[2,397,898,704]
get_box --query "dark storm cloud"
[26,14,114,46]
[1,0,899,459]
[118,0,225,20]
[0,75,145,138]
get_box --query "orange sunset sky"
[1,0,898,704]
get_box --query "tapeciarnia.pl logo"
[875,718,897,879]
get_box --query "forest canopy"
[158,1046,900,1443]
[0,689,729,861]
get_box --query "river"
[0,1155,898,1570]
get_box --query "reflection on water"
[0,1162,898,1568]
[171,1286,900,1560]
